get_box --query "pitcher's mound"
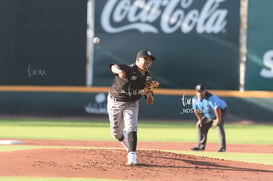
[0,148,272,181]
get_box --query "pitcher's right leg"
[107,94,128,151]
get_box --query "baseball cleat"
[217,148,226,152]
[127,152,137,165]
[190,147,204,151]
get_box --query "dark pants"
[197,108,228,150]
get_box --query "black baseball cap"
[136,50,156,61]
[195,84,206,92]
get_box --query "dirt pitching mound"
[0,145,273,181]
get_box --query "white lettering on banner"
[260,50,273,78]
[85,93,108,114]
[101,0,228,34]
[27,64,47,78]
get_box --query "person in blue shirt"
[190,84,228,152]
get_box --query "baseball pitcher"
[107,50,159,165]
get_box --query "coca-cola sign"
[101,0,228,34]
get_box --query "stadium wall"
[0,0,272,122]
[0,0,87,85]
[0,87,272,122]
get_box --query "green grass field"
[0,118,272,144]
[0,118,273,181]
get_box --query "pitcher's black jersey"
[109,64,152,102]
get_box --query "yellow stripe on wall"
[0,86,273,98]
[154,89,273,98]
[0,86,109,93]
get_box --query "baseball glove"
[143,80,160,94]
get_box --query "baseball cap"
[195,84,206,92]
[136,50,156,61]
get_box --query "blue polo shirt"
[192,92,227,119]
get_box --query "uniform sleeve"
[118,64,128,70]
[208,95,222,110]
[109,64,129,75]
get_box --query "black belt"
[110,94,127,102]
[109,94,137,102]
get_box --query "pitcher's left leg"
[123,101,139,165]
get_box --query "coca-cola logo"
[101,0,228,34]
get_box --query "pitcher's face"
[136,57,153,71]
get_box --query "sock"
[128,131,137,152]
